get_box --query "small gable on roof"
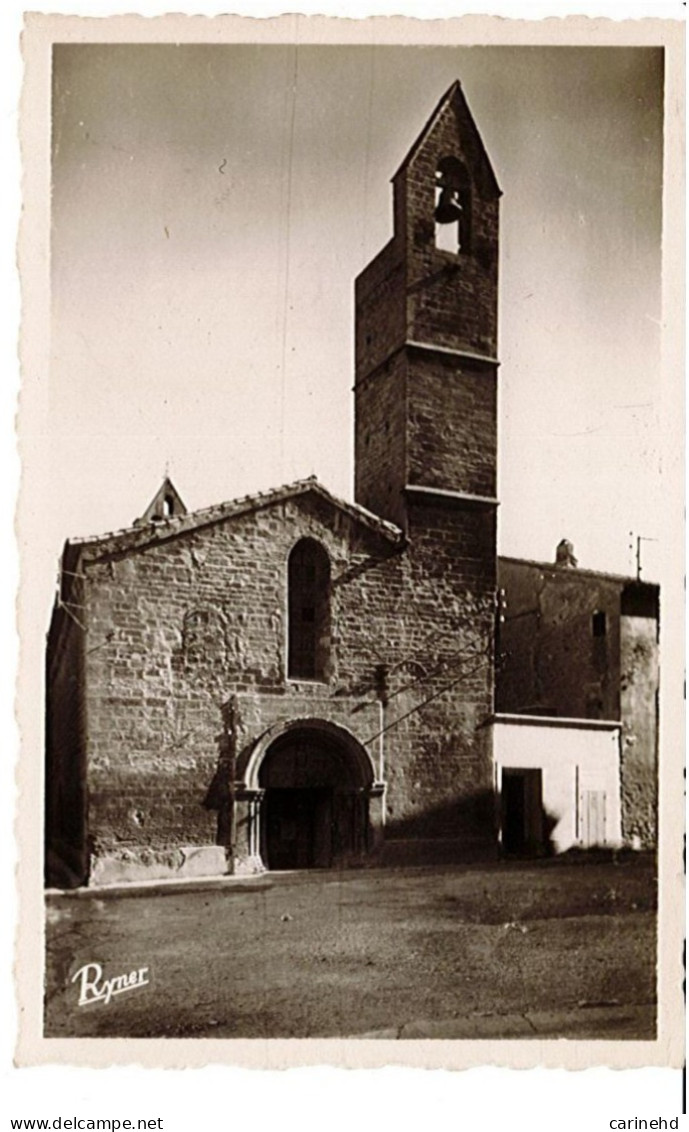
[69,477,404,564]
[134,477,188,526]
[394,80,501,200]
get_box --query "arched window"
[287,539,330,681]
[434,156,471,254]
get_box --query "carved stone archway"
[232,719,385,874]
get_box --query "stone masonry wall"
[407,352,497,499]
[496,559,621,721]
[77,489,497,878]
[392,500,496,845]
[620,607,658,847]
[354,351,408,527]
[354,240,405,381]
[45,598,88,885]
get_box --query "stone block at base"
[233,855,267,876]
[89,846,228,887]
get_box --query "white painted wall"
[492,717,622,853]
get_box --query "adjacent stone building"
[45,82,659,887]
[495,549,659,849]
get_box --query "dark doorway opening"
[258,728,370,871]
[501,767,545,856]
[264,788,333,869]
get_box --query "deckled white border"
[13,10,685,1074]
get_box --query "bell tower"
[354,80,500,530]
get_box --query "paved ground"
[44,856,657,1040]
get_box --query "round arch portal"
[237,719,382,872]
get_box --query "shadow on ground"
[45,856,657,1041]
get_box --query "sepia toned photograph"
[16,17,682,1064]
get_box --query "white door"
[582,789,606,847]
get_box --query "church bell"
[434,187,463,225]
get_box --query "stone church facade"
[45,83,658,887]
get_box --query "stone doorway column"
[232,785,266,875]
[367,782,386,854]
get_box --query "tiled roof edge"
[67,477,405,558]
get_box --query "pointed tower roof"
[393,80,502,198]
[134,476,188,526]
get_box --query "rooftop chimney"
[555,539,578,568]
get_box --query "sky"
[45,43,665,617]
